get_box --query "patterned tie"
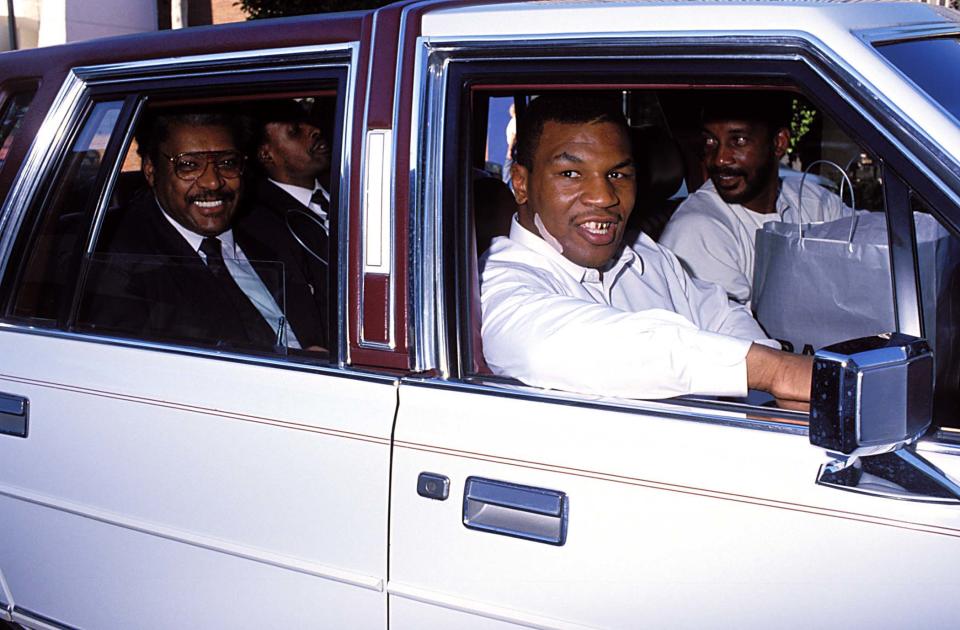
[199,236,278,348]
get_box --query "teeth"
[582,221,612,234]
[194,200,224,208]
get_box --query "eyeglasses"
[161,150,246,181]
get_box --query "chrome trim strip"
[857,23,960,46]
[70,43,358,83]
[9,608,69,630]
[0,481,385,592]
[0,322,399,385]
[0,566,13,615]
[387,581,595,630]
[337,43,361,367]
[399,375,809,437]
[0,70,88,277]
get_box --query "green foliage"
[236,0,394,19]
[788,98,816,157]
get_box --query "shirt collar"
[156,197,236,257]
[507,213,636,283]
[268,178,326,209]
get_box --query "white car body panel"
[0,330,395,628]
[389,383,960,628]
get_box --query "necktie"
[199,236,278,349]
[310,188,330,214]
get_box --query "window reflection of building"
[0,0,245,51]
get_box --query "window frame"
[414,35,960,439]
[0,44,357,365]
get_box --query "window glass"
[4,89,342,360]
[0,88,36,171]
[876,36,960,123]
[911,197,960,429]
[6,100,123,323]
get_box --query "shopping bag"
[752,210,958,361]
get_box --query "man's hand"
[746,343,814,409]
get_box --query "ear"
[773,127,790,159]
[511,163,529,206]
[143,154,156,188]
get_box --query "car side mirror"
[810,332,933,457]
[810,333,960,504]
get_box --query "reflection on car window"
[6,100,124,324]
[0,88,36,171]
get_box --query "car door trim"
[0,481,385,591]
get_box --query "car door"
[0,46,396,629]
[387,29,960,629]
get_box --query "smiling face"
[513,120,636,269]
[702,119,788,213]
[143,122,242,237]
[259,120,331,189]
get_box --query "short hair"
[514,93,629,171]
[700,91,792,134]
[135,107,251,163]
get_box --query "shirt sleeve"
[659,201,753,303]
[480,258,754,399]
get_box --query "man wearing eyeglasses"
[84,108,327,353]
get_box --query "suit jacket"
[79,190,327,351]
[241,177,330,336]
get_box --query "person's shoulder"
[102,190,165,253]
[480,235,565,288]
[661,188,734,245]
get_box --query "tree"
[237,0,395,18]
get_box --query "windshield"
[876,36,960,123]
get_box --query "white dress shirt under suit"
[480,216,776,400]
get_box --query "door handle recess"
[0,392,29,438]
[463,477,568,546]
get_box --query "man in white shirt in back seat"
[659,92,847,306]
[480,93,812,406]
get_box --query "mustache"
[707,166,747,178]
[188,191,236,204]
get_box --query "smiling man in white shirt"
[480,93,812,405]
[659,92,847,306]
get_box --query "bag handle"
[797,159,857,244]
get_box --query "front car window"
[876,36,960,123]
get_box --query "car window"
[2,89,343,361]
[911,196,960,429]
[876,36,960,124]
[461,84,900,415]
[5,100,124,324]
[0,87,37,171]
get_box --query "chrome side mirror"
[810,332,933,457]
[810,333,960,503]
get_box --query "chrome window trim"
[0,322,398,385]
[412,33,960,433]
[0,43,360,369]
[856,23,960,47]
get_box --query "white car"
[0,1,959,628]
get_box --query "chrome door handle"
[463,477,568,545]
[0,392,29,438]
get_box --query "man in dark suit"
[79,108,327,353]
[244,101,334,327]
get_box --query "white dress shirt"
[268,178,330,232]
[160,206,301,349]
[659,177,848,305]
[480,216,776,400]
